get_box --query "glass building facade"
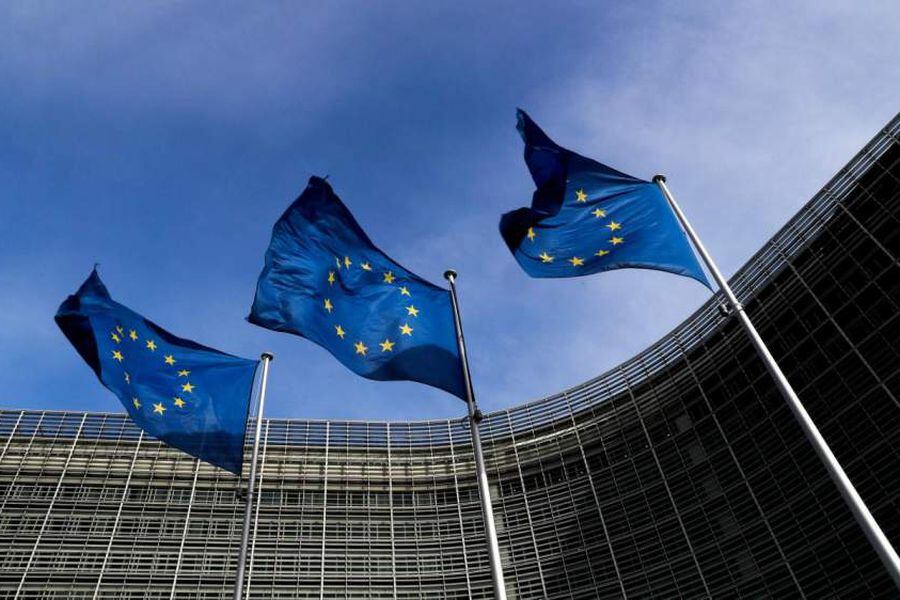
[1,113,899,599]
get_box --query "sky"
[1,1,898,421]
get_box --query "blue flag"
[500,109,711,287]
[248,176,466,400]
[55,270,259,474]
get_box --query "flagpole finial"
[443,269,458,282]
[652,174,667,183]
[260,352,275,361]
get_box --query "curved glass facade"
[1,114,899,599]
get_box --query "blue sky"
[1,2,898,421]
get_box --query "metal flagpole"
[444,269,508,600]
[232,351,274,600]
[653,175,900,590]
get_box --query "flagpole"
[444,270,508,600]
[653,175,900,590]
[232,351,274,600]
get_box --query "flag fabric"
[55,270,259,474]
[500,109,711,288]
[248,176,466,400]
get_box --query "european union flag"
[500,110,711,288]
[248,177,465,400]
[55,270,259,474]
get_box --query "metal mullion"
[408,428,423,596]
[544,410,605,595]
[359,425,368,583]
[425,424,447,594]
[779,218,900,407]
[767,228,900,478]
[0,411,46,517]
[446,420,472,598]
[618,367,712,597]
[0,410,25,464]
[15,412,87,599]
[386,423,397,598]
[833,200,900,268]
[361,425,371,589]
[503,411,548,598]
[342,428,350,598]
[520,414,577,595]
[846,143,900,205]
[147,441,169,589]
[538,476,577,593]
[296,423,310,594]
[286,423,300,588]
[888,128,900,147]
[822,184,900,264]
[672,333,805,597]
[92,431,145,599]
[560,399,626,597]
[318,422,330,600]
[244,419,270,599]
[739,259,892,409]
[168,457,200,599]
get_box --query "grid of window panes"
[0,114,898,599]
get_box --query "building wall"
[1,115,899,599]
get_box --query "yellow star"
[153,402,166,415]
[177,369,190,377]
[124,372,130,384]
[399,286,411,296]
[354,341,368,356]
[112,350,124,362]
[324,298,334,313]
[344,256,352,268]
[610,236,624,245]
[164,355,175,365]
[111,332,121,343]
[173,397,186,408]
[132,397,141,409]
[335,256,342,269]
[335,325,346,339]
[328,271,336,285]
[539,252,554,263]
[361,262,372,271]
[406,305,419,317]
[181,382,195,393]
[606,221,622,231]
[116,325,124,334]
[129,329,138,341]
[592,208,606,218]
[569,256,585,266]
[575,189,588,202]
[399,323,413,336]
[380,339,395,352]
[146,339,157,351]
[383,272,395,284]
[595,249,610,257]
[526,227,536,242]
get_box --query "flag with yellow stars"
[499,109,711,287]
[55,269,259,474]
[248,176,465,400]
